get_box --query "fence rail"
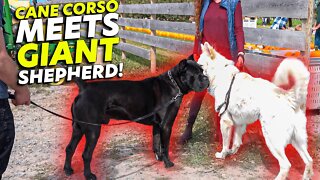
[113,1,313,73]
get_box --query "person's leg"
[0,99,15,178]
[262,18,267,26]
[179,91,206,144]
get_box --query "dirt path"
[2,85,320,180]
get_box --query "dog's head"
[197,42,237,84]
[175,57,209,93]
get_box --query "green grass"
[177,96,216,167]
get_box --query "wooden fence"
[116,0,313,74]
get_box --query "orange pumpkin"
[310,43,315,49]
[284,52,293,57]
[294,51,301,57]
[311,50,320,57]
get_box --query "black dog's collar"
[168,71,183,96]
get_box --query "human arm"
[234,2,245,69]
[312,22,320,31]
[193,35,201,61]
[0,28,30,105]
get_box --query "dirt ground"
[2,85,320,180]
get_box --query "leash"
[7,71,183,127]
[216,73,237,116]
[8,93,131,126]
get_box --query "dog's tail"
[273,58,310,110]
[74,77,87,91]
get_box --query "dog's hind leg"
[82,126,101,180]
[230,124,246,155]
[64,122,84,176]
[215,117,233,159]
[264,136,291,180]
[153,124,162,161]
[292,111,313,180]
[292,127,313,178]
[292,140,313,180]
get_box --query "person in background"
[180,0,245,144]
[0,0,30,178]
[262,17,270,26]
[270,17,288,30]
[313,3,320,48]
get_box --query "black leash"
[216,73,237,116]
[9,93,131,126]
[7,71,183,127]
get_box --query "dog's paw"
[164,161,174,168]
[64,167,74,176]
[230,146,240,155]
[85,173,97,180]
[155,153,163,161]
[215,152,227,159]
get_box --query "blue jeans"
[0,99,15,177]
[315,30,320,48]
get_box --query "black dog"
[63,58,209,180]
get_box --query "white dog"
[198,42,313,180]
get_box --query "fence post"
[120,0,126,60]
[301,0,314,66]
[150,0,157,73]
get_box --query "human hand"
[312,27,318,31]
[12,86,30,106]
[236,55,244,70]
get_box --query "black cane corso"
[63,58,209,180]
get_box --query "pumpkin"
[284,52,293,57]
[310,43,315,49]
[311,50,320,57]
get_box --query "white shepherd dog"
[198,42,313,180]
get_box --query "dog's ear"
[178,59,188,73]
[187,54,195,61]
[201,43,210,56]
[201,42,216,60]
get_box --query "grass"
[177,99,215,167]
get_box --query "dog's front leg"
[215,118,233,159]
[160,124,174,168]
[160,104,180,168]
[230,125,246,155]
[153,124,162,161]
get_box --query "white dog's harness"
[217,73,238,116]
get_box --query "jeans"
[0,99,15,177]
[315,30,320,49]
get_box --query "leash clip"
[172,92,182,102]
